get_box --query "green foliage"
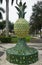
[0,36,31,43]
[0,36,11,43]
[0,36,17,43]
[29,1,42,35]
[11,37,18,43]
[11,0,14,5]
[0,20,14,32]
[15,1,27,18]
[11,36,31,43]
[0,21,5,29]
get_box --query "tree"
[0,0,14,37]
[0,20,14,32]
[0,0,3,3]
[30,13,39,35]
[0,12,3,19]
[0,0,14,4]
[0,0,20,37]
[30,1,42,37]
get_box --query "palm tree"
[0,0,14,36]
[0,0,19,36]
[30,1,42,37]
[0,7,5,20]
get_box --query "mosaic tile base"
[6,38,38,64]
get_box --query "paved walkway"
[0,43,42,65]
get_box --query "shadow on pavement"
[0,51,4,57]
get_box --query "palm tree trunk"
[6,0,9,37]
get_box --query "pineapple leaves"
[23,2,27,11]
[23,2,26,6]
[24,12,27,15]
[17,12,21,18]
[19,1,22,6]
[15,1,27,18]
[23,12,27,18]
[15,6,21,12]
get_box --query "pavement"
[0,43,42,65]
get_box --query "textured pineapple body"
[14,18,29,38]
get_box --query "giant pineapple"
[14,0,29,38]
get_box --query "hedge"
[0,36,11,43]
[0,36,31,43]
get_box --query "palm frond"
[17,12,20,18]
[11,0,14,5]
[0,12,3,19]
[0,0,3,4]
[0,7,5,13]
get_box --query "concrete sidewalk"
[0,43,42,65]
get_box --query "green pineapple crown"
[15,0,27,18]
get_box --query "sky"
[0,0,41,23]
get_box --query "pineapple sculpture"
[6,0,38,65]
[14,18,29,38]
[14,0,29,38]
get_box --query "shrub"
[11,36,31,43]
[0,36,31,43]
[26,36,31,42]
[11,37,18,43]
[0,36,11,43]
